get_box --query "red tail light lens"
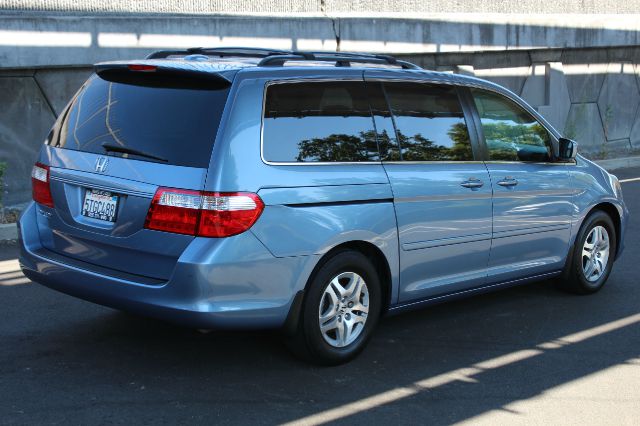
[199,193,265,237]
[144,188,201,235]
[31,162,54,207]
[144,188,264,238]
[127,64,157,72]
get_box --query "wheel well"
[589,202,622,257]
[310,241,393,314]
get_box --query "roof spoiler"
[94,61,234,90]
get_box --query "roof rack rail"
[145,47,421,69]
[258,51,421,69]
[146,47,292,60]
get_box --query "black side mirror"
[558,138,577,161]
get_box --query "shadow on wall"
[2,13,640,66]
[2,57,640,207]
[401,47,640,159]
[0,16,639,206]
[0,67,93,207]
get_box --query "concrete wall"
[3,0,640,14]
[1,46,639,207]
[2,13,640,68]
[400,46,640,159]
[0,67,91,207]
[1,7,639,207]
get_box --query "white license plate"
[82,189,119,222]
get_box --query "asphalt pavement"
[1,168,639,425]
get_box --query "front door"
[469,88,574,283]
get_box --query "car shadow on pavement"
[3,272,636,424]
[2,173,639,424]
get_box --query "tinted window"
[48,75,229,168]
[366,82,401,161]
[263,81,378,162]
[471,89,552,162]
[383,83,473,161]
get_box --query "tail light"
[31,162,54,207]
[144,187,264,238]
[127,64,157,72]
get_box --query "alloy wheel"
[318,272,370,348]
[581,225,610,282]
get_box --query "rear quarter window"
[262,81,379,163]
[48,75,230,168]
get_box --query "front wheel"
[286,249,381,365]
[559,210,617,294]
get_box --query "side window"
[471,89,552,162]
[262,81,378,163]
[383,82,473,161]
[365,82,401,161]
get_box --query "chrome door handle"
[497,177,518,187]
[460,178,484,189]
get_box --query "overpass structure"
[1,0,640,206]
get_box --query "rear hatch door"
[39,62,234,281]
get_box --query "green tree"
[446,122,474,160]
[399,132,447,161]
[397,122,473,161]
[296,130,379,162]
[376,129,401,161]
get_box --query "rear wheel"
[558,210,617,294]
[286,249,381,365]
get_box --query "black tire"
[557,210,617,295]
[285,249,382,365]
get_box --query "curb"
[0,223,17,242]
[0,156,638,243]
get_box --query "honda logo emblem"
[95,157,109,173]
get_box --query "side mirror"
[558,138,577,161]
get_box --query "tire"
[558,210,617,295]
[285,249,382,365]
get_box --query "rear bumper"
[18,202,318,329]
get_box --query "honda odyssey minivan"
[19,48,628,364]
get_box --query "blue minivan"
[19,48,628,364]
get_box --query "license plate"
[82,189,119,222]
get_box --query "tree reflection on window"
[383,82,474,162]
[263,81,379,163]
[472,89,551,162]
[398,123,473,161]
[296,130,379,162]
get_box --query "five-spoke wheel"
[286,212,618,364]
[581,225,610,283]
[285,249,381,365]
[559,210,617,294]
[318,272,370,348]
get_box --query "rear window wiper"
[102,143,168,163]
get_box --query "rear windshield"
[47,75,229,168]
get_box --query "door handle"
[460,178,484,189]
[497,177,518,187]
